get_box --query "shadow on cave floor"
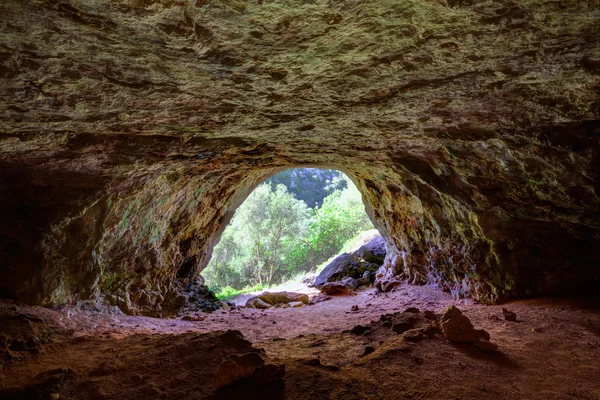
[1,284,599,400]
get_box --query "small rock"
[502,308,517,321]
[404,307,420,313]
[423,310,436,320]
[362,346,376,356]
[489,315,501,321]
[351,305,359,312]
[402,329,426,342]
[350,324,371,335]
[311,294,331,303]
[288,301,303,308]
[440,305,481,343]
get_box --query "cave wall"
[0,0,598,315]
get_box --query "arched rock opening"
[0,0,598,316]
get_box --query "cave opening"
[201,167,387,306]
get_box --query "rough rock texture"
[312,235,385,288]
[320,281,357,296]
[440,305,498,351]
[0,0,598,314]
[245,292,309,308]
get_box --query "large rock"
[320,282,357,296]
[245,292,309,308]
[312,236,386,288]
[356,235,387,264]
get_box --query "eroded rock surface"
[0,0,598,314]
[312,235,384,288]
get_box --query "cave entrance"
[201,168,384,306]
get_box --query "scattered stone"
[246,298,272,310]
[502,308,517,321]
[440,306,480,343]
[288,301,304,308]
[440,306,498,352]
[310,294,331,303]
[424,310,436,320]
[362,345,376,356]
[350,324,371,335]
[320,282,357,296]
[351,305,359,312]
[402,328,426,342]
[391,314,418,334]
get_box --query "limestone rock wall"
[0,0,598,315]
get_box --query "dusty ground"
[1,284,599,400]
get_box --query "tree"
[203,171,375,292]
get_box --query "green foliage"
[266,168,346,208]
[203,169,375,292]
[214,284,266,302]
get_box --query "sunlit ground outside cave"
[1,0,599,398]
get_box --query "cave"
[0,0,599,398]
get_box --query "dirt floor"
[1,283,599,400]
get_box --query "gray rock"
[311,235,386,288]
[356,235,387,264]
[341,276,358,289]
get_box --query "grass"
[213,283,266,302]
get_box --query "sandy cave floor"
[1,284,599,400]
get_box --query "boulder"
[288,301,304,308]
[246,298,272,309]
[320,282,357,296]
[311,236,386,288]
[356,235,387,264]
[245,291,309,308]
[502,308,517,321]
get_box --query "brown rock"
[320,282,357,296]
[424,310,436,320]
[440,306,481,343]
[246,298,272,309]
[502,308,517,322]
[213,352,265,388]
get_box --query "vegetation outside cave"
[202,168,376,301]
